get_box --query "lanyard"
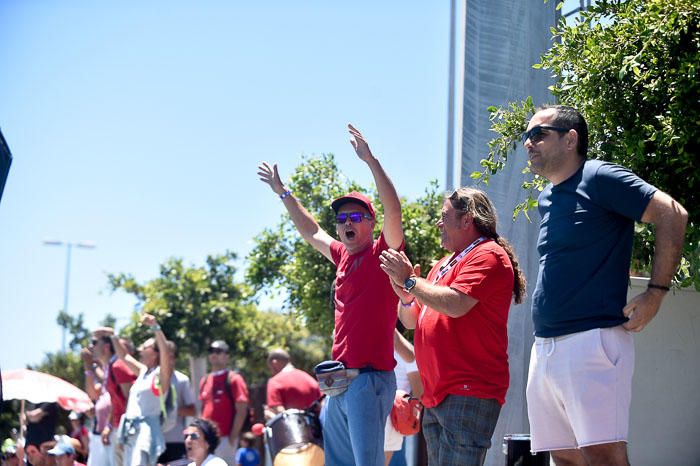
[431,236,487,285]
[419,236,487,325]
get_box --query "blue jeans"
[422,395,501,466]
[322,371,396,466]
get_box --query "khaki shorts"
[526,326,634,452]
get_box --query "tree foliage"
[246,154,444,335]
[108,252,326,384]
[472,0,700,288]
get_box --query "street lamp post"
[42,239,96,352]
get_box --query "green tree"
[56,310,90,352]
[246,154,444,335]
[473,0,699,288]
[108,252,327,384]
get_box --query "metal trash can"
[503,434,550,466]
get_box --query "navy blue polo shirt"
[532,160,657,337]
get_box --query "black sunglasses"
[336,212,372,224]
[208,348,227,354]
[522,125,570,144]
[184,431,200,440]
[90,339,99,346]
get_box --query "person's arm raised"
[348,124,403,249]
[257,162,335,262]
[142,313,173,394]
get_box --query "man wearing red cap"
[258,124,403,466]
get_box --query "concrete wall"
[460,1,557,465]
[627,277,700,465]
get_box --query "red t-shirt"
[266,367,321,410]
[415,240,513,408]
[330,232,400,371]
[199,370,249,437]
[106,358,137,425]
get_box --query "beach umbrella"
[1,369,93,413]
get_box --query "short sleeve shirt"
[415,240,513,407]
[532,160,657,337]
[266,367,321,410]
[199,370,249,437]
[330,232,401,371]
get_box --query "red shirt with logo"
[330,232,400,372]
[199,370,249,436]
[106,358,137,425]
[415,240,513,408]
[266,366,321,410]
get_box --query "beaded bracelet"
[400,299,416,308]
[279,190,292,200]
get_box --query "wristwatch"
[404,276,417,292]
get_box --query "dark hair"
[189,418,221,454]
[448,187,527,304]
[99,335,115,355]
[537,104,588,158]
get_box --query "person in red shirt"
[264,348,321,419]
[380,187,526,466]
[257,124,404,466]
[82,328,136,466]
[199,340,250,466]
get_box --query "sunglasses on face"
[335,212,372,224]
[208,348,226,355]
[184,431,200,440]
[90,339,99,346]
[522,125,570,144]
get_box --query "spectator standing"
[83,329,137,466]
[47,437,86,466]
[264,349,321,419]
[380,187,525,466]
[234,433,259,466]
[159,341,197,464]
[522,105,687,465]
[112,314,174,466]
[257,124,404,466]
[199,340,249,466]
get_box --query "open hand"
[379,249,416,287]
[257,162,286,196]
[348,124,374,163]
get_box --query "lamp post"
[43,239,96,352]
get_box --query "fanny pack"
[313,360,359,397]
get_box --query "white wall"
[627,277,700,465]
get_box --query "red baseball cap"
[331,191,375,219]
[390,390,422,435]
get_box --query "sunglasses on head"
[522,125,570,144]
[335,212,372,224]
[208,348,226,354]
[184,431,200,440]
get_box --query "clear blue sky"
[0,1,452,370]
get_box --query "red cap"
[251,423,265,437]
[331,191,375,219]
[390,390,423,435]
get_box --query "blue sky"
[0,1,454,369]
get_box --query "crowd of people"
[2,106,689,466]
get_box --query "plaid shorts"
[422,394,501,466]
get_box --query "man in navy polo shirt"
[523,105,687,466]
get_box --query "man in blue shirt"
[523,105,687,466]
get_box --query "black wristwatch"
[404,276,417,292]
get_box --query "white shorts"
[383,416,404,452]
[526,326,634,452]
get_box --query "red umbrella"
[2,369,93,413]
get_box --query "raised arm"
[108,329,144,375]
[348,124,403,249]
[81,347,102,401]
[623,190,688,332]
[258,162,335,262]
[142,313,173,394]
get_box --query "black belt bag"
[314,360,359,397]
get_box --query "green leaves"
[481,0,700,288]
[247,154,444,335]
